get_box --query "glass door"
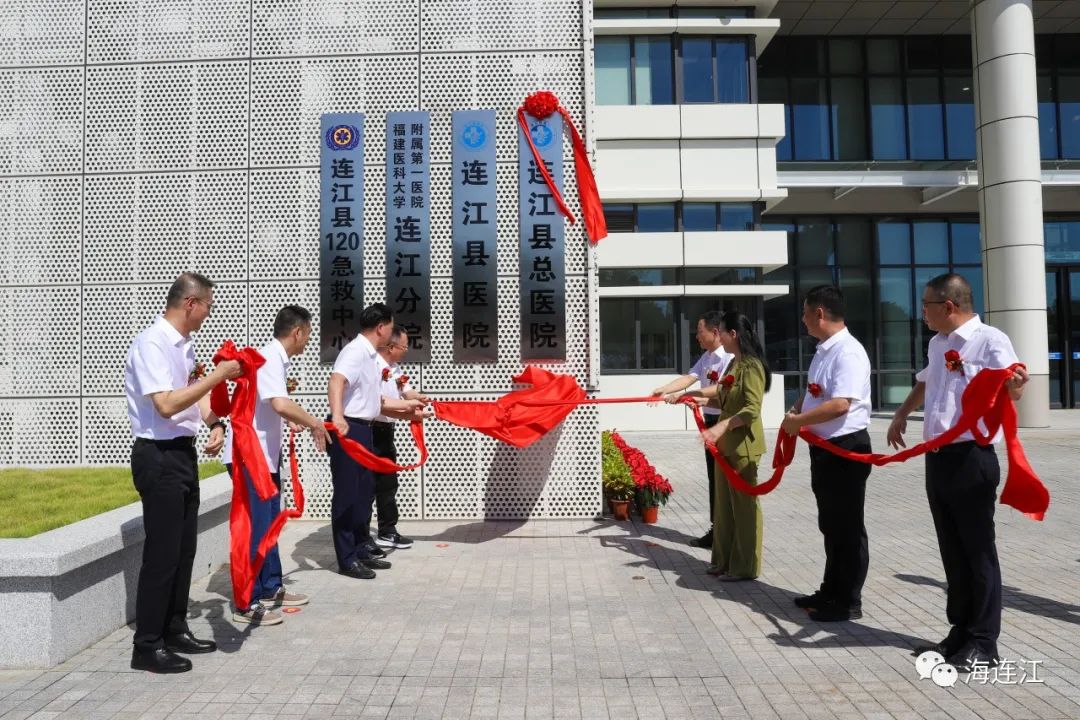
[1070,270,1080,408]
[1047,267,1080,408]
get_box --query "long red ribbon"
[323,420,428,473]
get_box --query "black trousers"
[809,428,872,608]
[364,422,400,537]
[131,437,198,651]
[327,417,376,570]
[926,442,1002,656]
[703,414,720,528]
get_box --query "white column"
[971,0,1050,427]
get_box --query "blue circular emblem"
[462,122,487,149]
[530,122,554,148]
[326,124,360,151]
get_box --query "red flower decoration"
[720,375,735,389]
[944,349,963,372]
[188,362,206,385]
[807,383,822,398]
[381,367,391,382]
[286,377,299,394]
[396,374,409,389]
[523,90,559,119]
[706,370,719,383]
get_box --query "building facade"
[596,0,1077,430]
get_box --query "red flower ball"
[721,375,736,389]
[706,370,719,383]
[944,349,964,372]
[807,383,822,398]
[381,367,391,382]
[523,90,560,119]
[396,374,409,388]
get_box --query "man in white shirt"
[781,286,873,622]
[328,304,428,580]
[653,310,734,548]
[366,325,429,552]
[222,305,332,626]
[124,272,242,674]
[888,273,1029,672]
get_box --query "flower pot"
[610,499,630,521]
[640,505,659,524]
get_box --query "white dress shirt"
[124,316,202,440]
[802,327,872,439]
[222,338,291,472]
[916,315,1019,444]
[375,355,413,423]
[688,347,734,417]
[332,333,381,420]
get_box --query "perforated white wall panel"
[1,0,601,519]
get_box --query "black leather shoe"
[165,631,216,654]
[794,591,828,610]
[340,562,376,579]
[808,602,862,622]
[691,530,713,548]
[131,647,192,674]
[359,557,391,570]
[949,645,1001,674]
[913,634,964,659]
[363,539,388,558]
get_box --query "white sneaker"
[232,602,283,626]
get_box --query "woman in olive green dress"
[675,312,770,581]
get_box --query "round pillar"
[971,0,1050,426]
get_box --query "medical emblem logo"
[326,124,360,151]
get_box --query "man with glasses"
[124,272,242,673]
[653,310,733,548]
[364,325,428,553]
[888,273,1029,673]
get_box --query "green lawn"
[0,462,226,538]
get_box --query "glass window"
[880,373,915,407]
[682,38,716,103]
[596,37,632,105]
[942,36,972,72]
[836,220,871,266]
[1059,75,1080,158]
[764,282,798,372]
[758,76,792,160]
[682,202,717,231]
[953,266,985,316]
[878,268,914,369]
[634,37,675,105]
[787,37,826,76]
[951,221,982,264]
[828,38,862,74]
[684,268,760,284]
[870,78,907,160]
[877,222,911,265]
[677,7,753,19]
[603,204,634,233]
[905,37,941,74]
[716,39,750,102]
[913,221,949,264]
[599,268,679,286]
[791,77,831,160]
[719,203,755,231]
[639,300,676,369]
[636,203,677,232]
[1045,220,1080,262]
[944,77,976,159]
[797,220,834,265]
[838,266,874,364]
[595,9,670,19]
[907,77,945,160]
[600,299,635,370]
[1039,75,1058,159]
[831,77,867,160]
[867,39,901,74]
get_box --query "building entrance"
[1047,267,1080,408]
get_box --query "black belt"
[372,420,394,428]
[930,440,987,454]
[344,416,376,426]
[135,436,196,448]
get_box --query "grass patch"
[0,462,226,539]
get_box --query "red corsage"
[286,377,299,394]
[720,375,735,389]
[706,370,719,383]
[188,362,206,385]
[807,383,822,398]
[381,367,391,382]
[396,374,409,389]
[944,349,963,372]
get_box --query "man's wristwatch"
[208,420,227,433]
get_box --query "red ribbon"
[323,420,427,473]
[685,364,1048,520]
[517,91,608,244]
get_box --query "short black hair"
[273,305,312,338]
[165,272,215,308]
[698,310,723,332]
[925,273,974,312]
[359,303,393,331]
[391,324,409,342]
[803,285,845,321]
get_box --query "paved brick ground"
[2,413,1079,719]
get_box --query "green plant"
[601,431,636,501]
